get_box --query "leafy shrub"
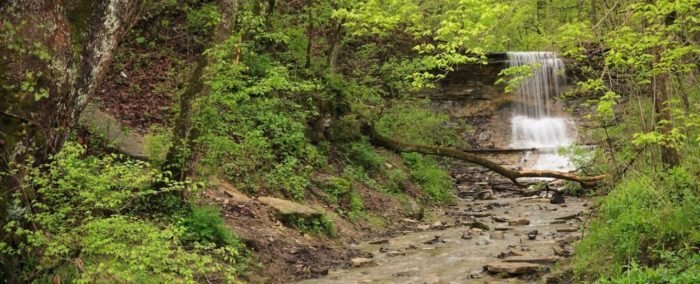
[0,143,246,282]
[321,176,365,220]
[574,166,700,281]
[186,3,221,34]
[347,140,385,173]
[384,168,409,193]
[181,205,238,246]
[324,176,352,204]
[597,252,700,284]
[195,38,323,199]
[284,214,337,237]
[76,216,241,283]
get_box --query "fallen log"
[363,124,605,187]
[460,144,597,154]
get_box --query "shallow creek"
[299,190,588,284]
[299,51,587,283]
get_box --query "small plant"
[284,214,337,237]
[181,205,237,246]
[347,140,385,173]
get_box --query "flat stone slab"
[210,177,251,203]
[79,103,147,159]
[258,197,321,218]
[350,257,376,268]
[484,262,544,275]
[508,218,530,226]
[502,256,561,265]
[556,226,579,233]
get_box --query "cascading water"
[507,52,574,171]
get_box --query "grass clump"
[402,153,454,204]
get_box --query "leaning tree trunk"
[0,0,144,280]
[363,124,606,188]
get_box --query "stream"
[298,51,585,283]
[299,179,587,283]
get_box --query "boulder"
[79,103,147,160]
[210,177,251,203]
[258,197,321,219]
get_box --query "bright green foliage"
[497,63,541,94]
[1,143,246,282]
[376,100,466,147]
[283,214,337,237]
[145,126,174,167]
[574,166,700,281]
[180,205,240,247]
[194,33,322,199]
[402,153,454,204]
[74,216,240,283]
[186,3,222,34]
[337,0,509,89]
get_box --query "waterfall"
[507,52,574,171]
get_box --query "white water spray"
[507,52,574,171]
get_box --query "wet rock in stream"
[527,230,538,240]
[461,231,473,239]
[475,189,494,200]
[508,218,531,226]
[484,262,545,276]
[490,231,505,240]
[550,191,566,204]
[350,257,376,268]
[423,235,446,245]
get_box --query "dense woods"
[1,0,699,282]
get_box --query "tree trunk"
[305,0,314,69]
[327,20,344,72]
[0,0,145,280]
[163,0,239,181]
[653,12,681,167]
[654,73,681,167]
[363,124,606,188]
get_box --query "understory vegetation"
[2,143,248,282]
[1,0,699,282]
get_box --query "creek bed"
[298,192,588,284]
